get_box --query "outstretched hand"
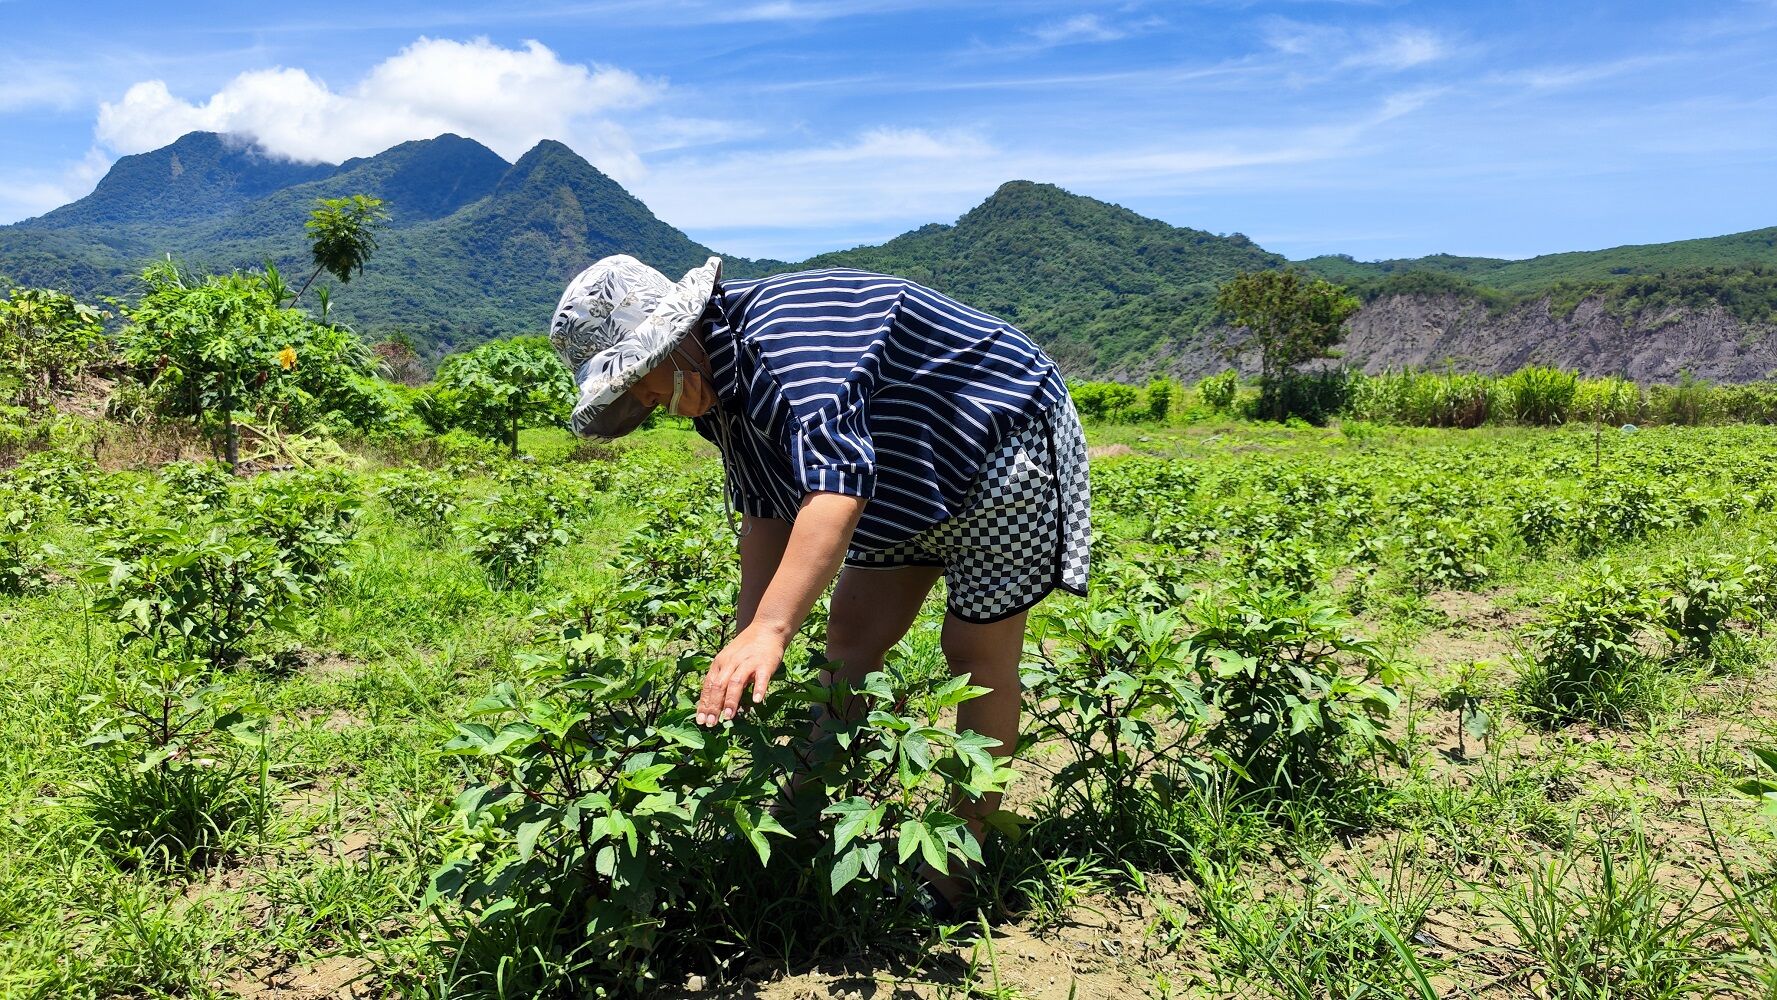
[696,625,789,726]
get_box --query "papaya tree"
[0,287,109,408]
[120,260,373,470]
[420,337,574,456]
[295,194,388,305]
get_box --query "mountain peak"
[23,131,337,230]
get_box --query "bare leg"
[781,565,941,809]
[822,564,944,715]
[925,609,1030,904]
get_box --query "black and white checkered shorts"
[844,398,1091,623]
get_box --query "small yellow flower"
[277,345,298,371]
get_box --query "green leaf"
[657,721,706,750]
[829,847,864,895]
[621,763,675,794]
[896,818,925,865]
[732,804,790,866]
[515,817,551,861]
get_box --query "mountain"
[805,181,1283,371]
[1,131,1774,379]
[1300,227,1777,291]
[20,132,337,231]
[0,132,769,356]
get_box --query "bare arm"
[737,515,791,631]
[696,492,866,726]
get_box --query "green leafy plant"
[1516,567,1658,726]
[1738,746,1777,823]
[1198,370,1239,413]
[375,469,459,533]
[457,491,569,589]
[1186,585,1401,795]
[0,499,45,595]
[419,337,574,456]
[427,638,1009,995]
[80,658,270,868]
[1021,606,1211,863]
[0,286,109,409]
[86,520,304,669]
[295,193,388,304]
[157,459,234,515]
[1654,554,1748,663]
[240,467,362,585]
[1401,516,1493,591]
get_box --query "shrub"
[80,658,270,868]
[1021,606,1209,862]
[1185,585,1400,794]
[1198,371,1239,413]
[240,468,361,585]
[375,470,459,533]
[1653,554,1748,663]
[0,500,45,595]
[428,640,1008,994]
[419,337,574,455]
[86,521,304,669]
[1070,380,1141,422]
[457,491,569,589]
[1143,377,1178,422]
[1516,568,1658,725]
[1401,517,1493,591]
[0,286,108,409]
[1514,492,1572,553]
[157,460,234,515]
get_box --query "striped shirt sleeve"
[789,389,876,499]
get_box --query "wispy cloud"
[1031,14,1128,45]
[1263,18,1454,72]
[634,88,1441,254]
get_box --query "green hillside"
[2,131,1774,371]
[805,181,1284,370]
[1302,226,1777,290]
[21,132,337,231]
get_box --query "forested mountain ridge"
[1,131,1774,377]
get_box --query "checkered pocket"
[967,432,1053,515]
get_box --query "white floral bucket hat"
[549,253,723,438]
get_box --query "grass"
[2,418,1776,997]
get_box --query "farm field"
[2,416,1776,1000]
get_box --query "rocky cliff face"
[1338,294,1777,381]
[1127,294,1777,383]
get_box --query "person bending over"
[549,254,1091,911]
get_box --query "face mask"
[668,368,687,414]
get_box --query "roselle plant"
[427,636,1012,995]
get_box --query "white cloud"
[1263,19,1452,73]
[1031,14,1126,46]
[634,89,1439,251]
[94,37,659,178]
[1342,27,1450,70]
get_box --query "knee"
[824,616,901,669]
[940,636,1021,691]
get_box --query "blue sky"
[2,0,1774,262]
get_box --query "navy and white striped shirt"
[691,268,1068,550]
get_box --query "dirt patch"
[1087,443,1134,460]
[1422,589,1535,632]
[225,954,375,999]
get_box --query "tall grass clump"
[1503,365,1579,425]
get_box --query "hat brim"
[568,255,723,439]
[580,392,652,438]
